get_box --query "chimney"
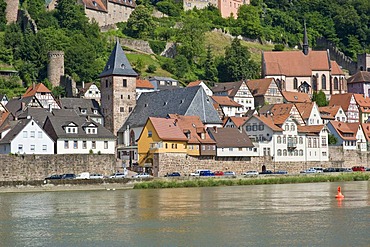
[48,104,52,113]
[82,81,85,89]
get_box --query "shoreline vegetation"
[0,173,369,193]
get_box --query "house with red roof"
[281,91,311,103]
[187,80,213,96]
[136,78,155,99]
[295,102,322,125]
[328,93,359,123]
[326,121,366,151]
[223,116,250,128]
[211,95,242,117]
[318,105,347,124]
[246,78,283,108]
[353,94,370,123]
[262,24,346,99]
[23,83,60,109]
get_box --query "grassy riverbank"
[133,173,370,189]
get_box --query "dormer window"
[93,109,98,114]
[86,126,97,134]
[120,63,125,69]
[81,108,87,114]
[92,1,97,6]
[66,127,77,134]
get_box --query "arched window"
[277,149,282,156]
[291,124,295,131]
[283,150,287,156]
[293,78,298,89]
[299,137,303,144]
[299,150,303,156]
[294,150,298,156]
[312,76,317,91]
[334,77,339,90]
[322,75,326,89]
[277,136,281,144]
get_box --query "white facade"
[234,81,254,114]
[220,105,240,117]
[198,81,213,97]
[216,146,257,157]
[306,103,322,125]
[0,119,54,154]
[56,139,115,154]
[82,84,101,101]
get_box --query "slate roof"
[282,91,311,103]
[347,71,370,84]
[99,41,138,78]
[0,119,47,144]
[78,82,96,94]
[263,50,330,76]
[149,117,188,141]
[5,97,42,117]
[328,93,353,111]
[17,108,54,126]
[208,127,254,148]
[211,96,242,107]
[59,98,102,116]
[44,116,115,140]
[246,78,274,96]
[118,86,222,131]
[212,81,243,97]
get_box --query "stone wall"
[5,0,19,24]
[119,38,154,54]
[153,146,370,176]
[0,154,116,181]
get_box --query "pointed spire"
[99,39,138,78]
[303,20,309,55]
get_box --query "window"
[42,145,47,152]
[322,137,327,147]
[128,95,130,100]
[106,80,108,88]
[284,124,289,131]
[323,152,327,156]
[246,125,251,131]
[74,141,78,149]
[18,144,23,153]
[148,131,152,137]
[38,131,42,138]
[229,147,233,151]
[277,149,282,156]
[104,141,108,149]
[283,150,287,156]
[308,138,312,148]
[64,140,69,149]
[23,131,27,138]
[81,108,87,114]
[321,75,326,89]
[294,150,298,156]
[291,124,295,131]
[129,107,133,112]
[299,137,303,144]
[299,150,303,156]
[283,136,286,144]
[30,145,35,151]
[277,136,281,144]
[293,78,298,89]
[83,141,87,149]
[30,131,35,138]
[252,124,257,131]
[123,79,127,87]
[334,77,339,90]
[120,107,124,112]
[121,95,123,99]
[258,124,264,131]
[92,141,96,149]
[313,138,317,148]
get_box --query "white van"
[190,169,210,176]
[310,167,323,173]
[76,172,90,179]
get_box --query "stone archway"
[261,165,266,172]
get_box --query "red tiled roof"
[328,93,353,111]
[224,116,249,128]
[81,0,107,12]
[252,114,283,132]
[330,61,345,75]
[361,123,370,141]
[263,50,330,76]
[282,91,311,103]
[211,96,242,107]
[136,79,154,89]
[109,0,136,8]
[319,105,341,119]
[353,94,370,108]
[23,83,51,98]
[295,102,314,120]
[149,117,188,141]
[347,71,370,84]
[329,121,357,141]
[246,78,274,96]
[187,80,202,87]
[297,125,325,134]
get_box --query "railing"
[287,142,297,149]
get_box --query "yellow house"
[138,117,188,167]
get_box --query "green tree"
[328,134,337,145]
[56,0,89,32]
[203,45,218,82]
[156,0,181,17]
[237,5,262,39]
[218,38,259,81]
[125,5,155,39]
[311,90,328,107]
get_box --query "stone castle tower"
[99,40,138,135]
[5,0,19,24]
[47,51,65,88]
[357,54,370,72]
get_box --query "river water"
[0,181,369,247]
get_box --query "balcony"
[287,141,297,149]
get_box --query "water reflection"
[0,181,369,247]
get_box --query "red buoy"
[335,186,344,199]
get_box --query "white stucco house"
[43,116,116,154]
[0,118,54,154]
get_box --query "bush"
[273,44,285,51]
[149,40,166,55]
[146,64,157,73]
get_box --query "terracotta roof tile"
[329,121,357,141]
[263,50,330,76]
[211,96,242,107]
[81,0,107,12]
[328,93,353,111]
[23,83,51,98]
[319,105,341,119]
[361,123,370,141]
[282,91,311,103]
[246,78,274,96]
[109,0,136,8]
[252,114,283,132]
[136,79,154,89]
[187,80,202,87]
[226,116,249,128]
[295,102,314,120]
[347,71,370,84]
[149,117,188,141]
[297,125,325,134]
[330,61,344,75]
[353,94,370,107]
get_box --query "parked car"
[275,170,288,175]
[109,172,126,178]
[45,174,63,180]
[366,167,370,171]
[61,173,76,179]
[223,171,236,177]
[164,172,181,177]
[260,170,273,175]
[242,171,259,176]
[323,167,336,173]
[300,168,317,174]
[90,173,104,179]
[132,173,151,178]
[190,169,211,176]
[310,167,323,173]
[76,172,90,179]
[214,171,224,176]
[199,170,215,176]
[352,166,366,172]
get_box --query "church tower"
[302,20,309,55]
[99,40,138,135]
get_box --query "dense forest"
[0,0,369,97]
